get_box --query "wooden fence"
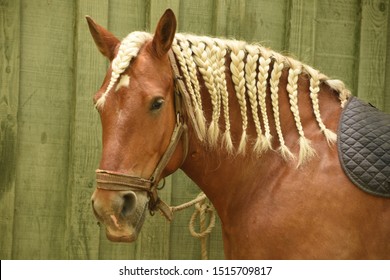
[0,0,389,259]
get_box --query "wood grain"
[0,0,20,259]
[357,0,389,109]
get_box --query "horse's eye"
[150,98,164,111]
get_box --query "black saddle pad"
[338,97,390,198]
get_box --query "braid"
[191,39,220,146]
[270,53,295,161]
[257,46,273,150]
[286,58,316,166]
[97,32,152,109]
[303,64,337,145]
[172,37,206,140]
[325,79,351,108]
[245,45,268,155]
[214,39,234,154]
[205,38,222,145]
[230,42,248,154]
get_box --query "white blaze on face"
[115,74,130,92]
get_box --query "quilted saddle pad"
[338,97,390,198]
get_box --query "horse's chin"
[105,226,138,243]
[104,206,147,243]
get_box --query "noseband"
[95,50,189,221]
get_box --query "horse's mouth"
[91,189,149,243]
[100,214,140,243]
[105,226,138,243]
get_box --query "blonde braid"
[191,39,220,146]
[245,45,268,155]
[257,46,273,150]
[214,39,234,154]
[270,54,295,161]
[176,35,204,110]
[286,58,316,166]
[303,65,337,145]
[172,38,207,141]
[97,32,152,109]
[230,42,248,154]
[205,38,222,144]
[325,79,351,108]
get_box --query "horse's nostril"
[121,192,137,217]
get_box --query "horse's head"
[88,10,185,242]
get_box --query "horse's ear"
[86,16,120,60]
[151,9,177,58]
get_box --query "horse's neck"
[180,65,344,220]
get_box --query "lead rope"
[170,192,216,260]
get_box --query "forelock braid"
[96,31,152,109]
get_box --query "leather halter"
[95,50,189,221]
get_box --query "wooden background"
[1,0,389,260]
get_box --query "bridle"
[95,50,189,221]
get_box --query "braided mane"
[99,31,351,165]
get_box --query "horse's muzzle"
[91,189,149,242]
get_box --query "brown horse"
[88,9,390,259]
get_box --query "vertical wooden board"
[109,0,147,38]
[178,0,214,34]
[242,0,287,49]
[213,0,229,37]
[150,0,180,32]
[314,0,360,91]
[357,0,389,109]
[67,0,110,260]
[0,0,20,259]
[213,0,242,38]
[385,4,390,113]
[12,0,74,259]
[287,0,317,65]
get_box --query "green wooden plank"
[178,0,214,35]
[0,0,20,260]
[213,0,242,38]
[385,4,390,113]
[242,0,287,49]
[357,0,389,109]
[12,0,74,259]
[109,0,147,37]
[287,0,317,65]
[67,0,110,260]
[313,0,360,92]
[150,0,180,32]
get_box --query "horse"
[87,9,390,259]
